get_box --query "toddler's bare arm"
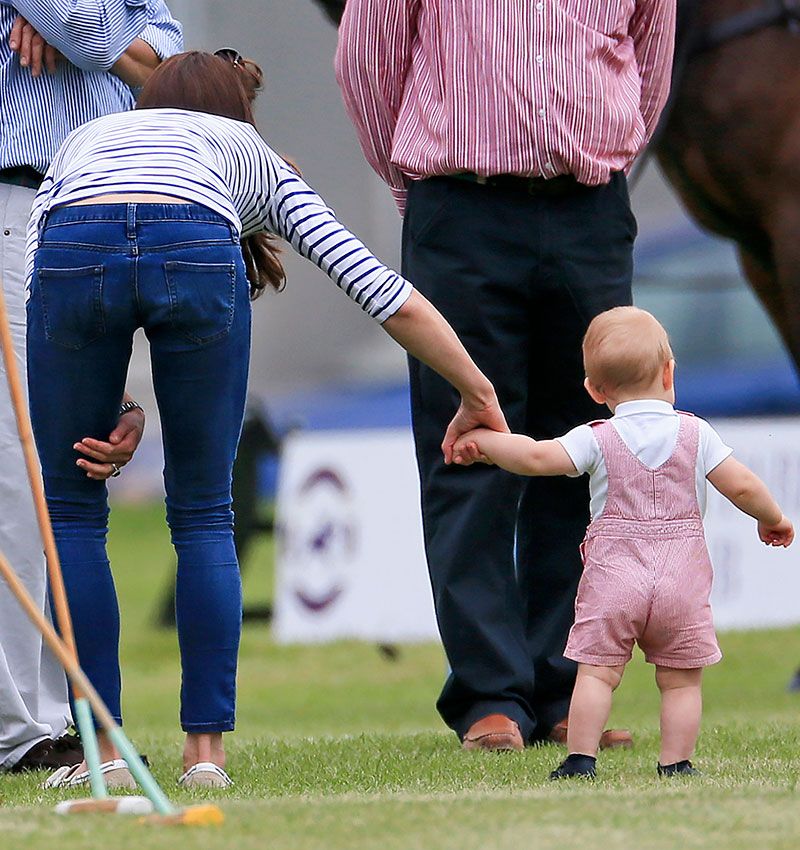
[452,429,577,476]
[706,456,794,547]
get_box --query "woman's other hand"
[73,406,145,480]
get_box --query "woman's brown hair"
[137,51,284,299]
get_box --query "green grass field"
[2,503,799,849]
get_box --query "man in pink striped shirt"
[336,0,676,750]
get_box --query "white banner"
[273,429,437,643]
[273,418,800,644]
[704,417,800,629]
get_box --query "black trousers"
[402,173,635,742]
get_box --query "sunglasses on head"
[214,48,262,87]
[214,48,244,64]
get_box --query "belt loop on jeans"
[126,202,136,240]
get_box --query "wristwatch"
[119,400,144,417]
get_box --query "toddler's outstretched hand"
[758,515,794,547]
[452,429,493,466]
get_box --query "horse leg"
[737,246,786,337]
[757,215,800,373]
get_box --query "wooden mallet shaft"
[0,547,178,816]
[0,280,79,671]
[0,273,110,799]
[0,548,116,731]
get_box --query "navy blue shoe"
[657,760,699,777]
[549,753,597,780]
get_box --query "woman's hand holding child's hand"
[441,400,507,464]
[758,515,795,547]
[452,430,493,466]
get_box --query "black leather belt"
[0,166,45,190]
[449,171,583,196]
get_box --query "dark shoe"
[10,736,83,773]
[657,760,699,777]
[462,714,524,752]
[51,731,149,766]
[548,718,633,750]
[51,732,84,760]
[549,753,597,780]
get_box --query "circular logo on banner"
[282,467,357,614]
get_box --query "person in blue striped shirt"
[0,0,182,774]
[26,50,507,790]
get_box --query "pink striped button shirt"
[335,0,676,214]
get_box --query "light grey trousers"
[0,182,71,769]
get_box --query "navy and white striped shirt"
[0,0,182,173]
[26,109,413,323]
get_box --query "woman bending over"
[26,51,506,789]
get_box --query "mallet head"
[54,797,154,816]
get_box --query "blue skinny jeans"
[26,203,251,732]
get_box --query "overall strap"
[589,419,649,519]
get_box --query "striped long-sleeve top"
[335,0,676,212]
[25,108,413,323]
[0,0,183,173]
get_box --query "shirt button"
[538,108,546,118]
[544,161,554,171]
[536,2,543,9]
[536,55,544,64]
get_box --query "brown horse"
[656,0,800,367]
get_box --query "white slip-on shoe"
[44,763,81,789]
[177,762,233,789]
[46,759,136,790]
[72,759,136,790]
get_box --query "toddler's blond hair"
[582,306,673,394]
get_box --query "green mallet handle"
[73,698,108,800]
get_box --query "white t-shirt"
[556,399,732,520]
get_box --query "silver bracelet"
[118,400,143,417]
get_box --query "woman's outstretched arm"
[381,290,509,460]
[240,135,508,453]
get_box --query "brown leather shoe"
[548,719,633,750]
[599,728,634,749]
[462,714,524,751]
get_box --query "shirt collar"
[613,399,676,418]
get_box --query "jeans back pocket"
[163,261,237,346]
[36,265,105,350]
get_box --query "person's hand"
[10,15,60,77]
[452,430,492,466]
[758,515,794,547]
[442,394,509,464]
[74,407,145,481]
